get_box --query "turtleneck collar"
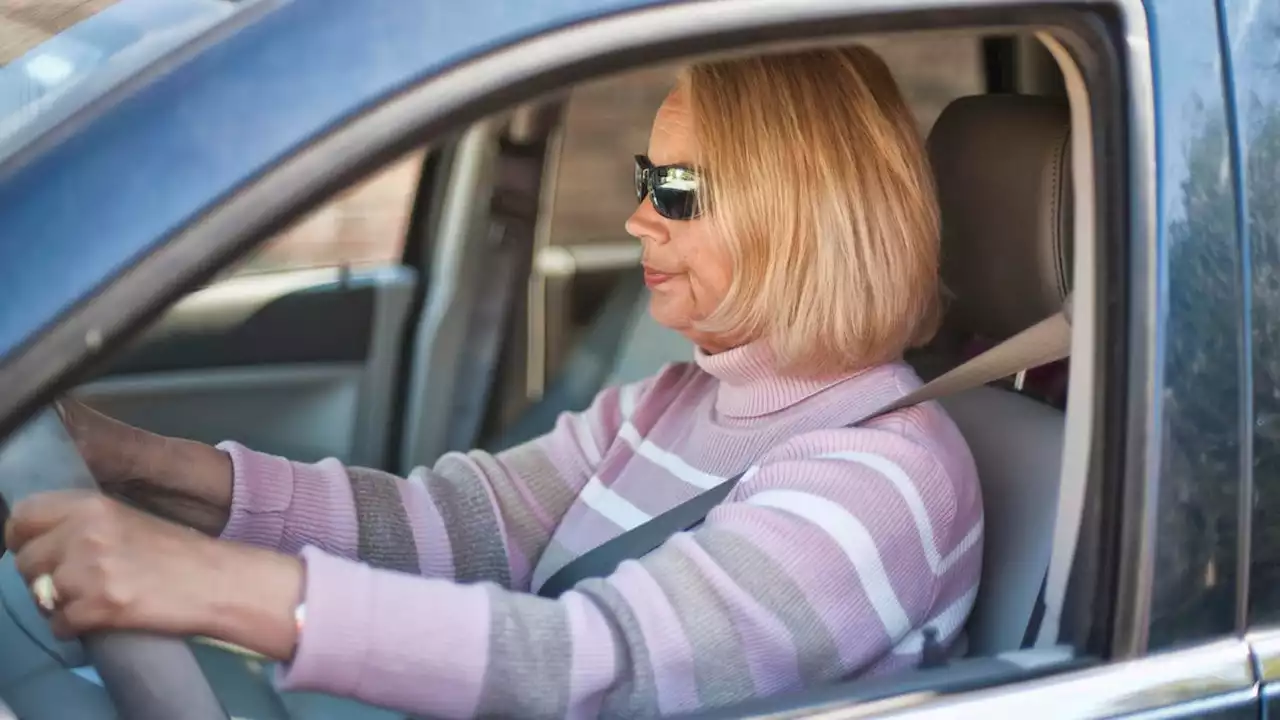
[694,341,864,418]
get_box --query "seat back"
[927,94,1073,654]
[939,387,1063,654]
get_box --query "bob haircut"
[684,46,942,376]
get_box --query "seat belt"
[447,137,545,451]
[536,303,1073,599]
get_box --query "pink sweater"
[218,342,982,718]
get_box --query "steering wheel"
[0,407,227,720]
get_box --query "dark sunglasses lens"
[652,186,698,220]
[651,166,699,219]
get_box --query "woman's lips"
[643,268,675,287]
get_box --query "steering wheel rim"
[0,407,227,720]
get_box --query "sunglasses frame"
[634,154,702,221]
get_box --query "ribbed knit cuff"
[216,441,293,549]
[276,547,491,718]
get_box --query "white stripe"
[578,477,651,530]
[618,383,640,420]
[749,489,912,639]
[616,420,726,491]
[406,467,429,490]
[893,583,979,655]
[636,438,723,490]
[617,420,643,448]
[569,417,602,465]
[819,451,982,574]
[948,520,984,572]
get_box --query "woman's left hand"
[4,491,303,660]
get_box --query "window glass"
[0,1,238,152]
[1,2,123,64]
[230,150,426,276]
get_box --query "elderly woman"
[6,46,980,718]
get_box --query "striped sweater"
[218,341,983,719]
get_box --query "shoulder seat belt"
[536,302,1073,600]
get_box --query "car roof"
[0,0,671,366]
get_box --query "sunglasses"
[634,154,702,221]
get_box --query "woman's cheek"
[692,261,734,318]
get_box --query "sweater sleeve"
[218,376,654,590]
[273,427,983,719]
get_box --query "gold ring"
[30,574,58,613]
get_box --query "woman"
[6,46,981,718]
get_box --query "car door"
[0,0,1265,719]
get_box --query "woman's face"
[625,86,734,353]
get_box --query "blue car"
[0,0,1277,717]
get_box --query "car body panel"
[1221,0,1280,631]
[1142,0,1249,650]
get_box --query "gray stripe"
[345,467,420,574]
[475,444,580,573]
[645,543,756,707]
[577,580,662,718]
[694,528,843,684]
[476,587,573,719]
[495,442,583,522]
[427,459,512,586]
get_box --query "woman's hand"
[5,491,303,660]
[56,400,235,536]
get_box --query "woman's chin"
[647,300,693,333]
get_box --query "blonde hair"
[684,46,941,376]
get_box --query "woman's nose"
[625,199,669,244]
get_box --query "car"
[0,0,1276,718]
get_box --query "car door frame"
[0,0,1202,715]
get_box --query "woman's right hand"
[55,399,234,536]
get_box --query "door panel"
[73,265,417,468]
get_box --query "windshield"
[0,0,237,154]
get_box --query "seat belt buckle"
[919,626,948,670]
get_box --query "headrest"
[927,95,1073,341]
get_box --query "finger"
[47,597,108,640]
[12,522,71,581]
[5,490,105,552]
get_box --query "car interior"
[0,23,1102,720]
